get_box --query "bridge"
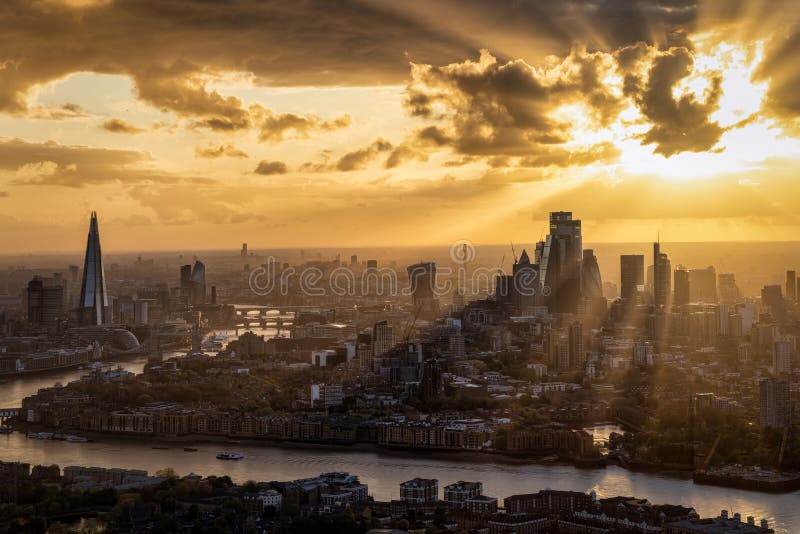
[0,408,20,424]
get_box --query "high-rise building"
[580,250,602,299]
[620,255,644,301]
[759,378,791,429]
[27,276,64,328]
[653,242,671,308]
[773,338,793,375]
[190,261,206,305]
[761,285,786,323]
[633,339,654,366]
[350,255,358,267]
[407,262,438,317]
[673,266,690,306]
[689,267,717,303]
[568,321,584,369]
[240,243,248,257]
[77,211,108,326]
[511,249,538,315]
[718,273,739,304]
[372,321,394,359]
[537,212,582,312]
[786,270,797,302]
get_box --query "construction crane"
[510,242,518,265]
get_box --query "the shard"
[78,211,108,325]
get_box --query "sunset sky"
[1,0,799,252]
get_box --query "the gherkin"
[78,211,108,325]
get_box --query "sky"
[0,0,799,252]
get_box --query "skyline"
[0,0,799,251]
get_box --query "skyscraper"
[537,211,582,312]
[673,266,690,306]
[407,261,438,317]
[653,241,671,308]
[190,260,206,305]
[620,255,644,300]
[689,267,717,303]
[78,211,108,326]
[27,276,65,329]
[580,250,602,299]
[786,270,797,302]
[759,378,791,429]
[718,273,739,304]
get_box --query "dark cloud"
[101,118,145,134]
[518,142,621,168]
[626,47,725,156]
[0,138,209,187]
[254,160,288,175]
[195,144,248,159]
[257,110,351,143]
[0,0,720,117]
[336,139,393,171]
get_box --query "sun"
[552,39,797,181]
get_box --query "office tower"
[407,262,439,317]
[568,321,584,369]
[716,304,730,336]
[366,259,378,269]
[761,285,786,323]
[673,266,690,306]
[759,378,791,429]
[420,359,442,401]
[27,276,64,328]
[620,255,644,300]
[495,273,513,306]
[190,260,206,305]
[689,267,717,303]
[718,273,739,304]
[78,211,108,326]
[773,338,793,375]
[240,243,248,257]
[537,211,582,312]
[511,249,538,315]
[653,242,671,308]
[580,250,602,299]
[787,270,797,302]
[210,286,217,305]
[180,264,192,290]
[350,255,358,267]
[633,339,654,366]
[372,321,394,358]
[556,334,570,371]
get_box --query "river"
[0,343,797,532]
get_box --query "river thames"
[1,352,797,532]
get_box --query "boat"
[184,447,198,452]
[216,452,244,460]
[152,446,170,450]
[27,432,53,440]
[65,435,88,443]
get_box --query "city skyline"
[0,1,799,251]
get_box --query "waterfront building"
[443,481,483,509]
[400,478,438,503]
